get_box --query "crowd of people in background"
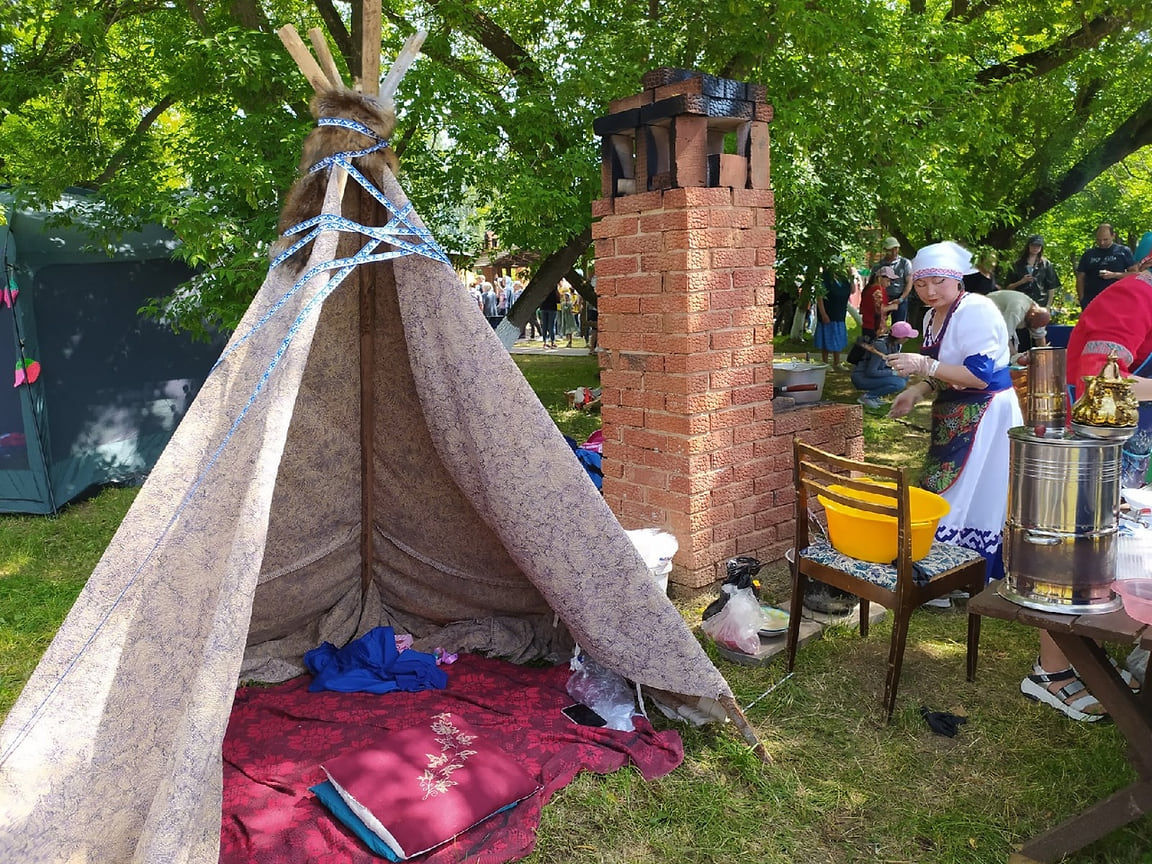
[462,272,593,352]
[817,224,1150,411]
[458,223,1142,373]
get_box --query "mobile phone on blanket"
[561,703,607,727]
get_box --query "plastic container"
[818,482,949,563]
[1113,579,1152,625]
[625,528,678,593]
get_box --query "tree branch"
[88,94,178,188]
[983,95,1152,247]
[975,13,1122,86]
[424,0,546,89]
[225,0,273,33]
[944,0,1004,23]
[312,0,354,69]
[393,119,417,158]
[564,266,596,308]
[179,0,210,33]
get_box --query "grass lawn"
[2,344,1149,863]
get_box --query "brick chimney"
[591,68,863,592]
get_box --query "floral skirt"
[927,388,1022,581]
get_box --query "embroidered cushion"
[320,712,542,860]
[800,536,983,591]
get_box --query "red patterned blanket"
[221,654,684,863]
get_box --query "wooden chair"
[784,440,987,721]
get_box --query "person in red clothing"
[860,266,900,340]
[1066,238,1152,413]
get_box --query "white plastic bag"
[700,585,763,655]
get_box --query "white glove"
[887,353,937,377]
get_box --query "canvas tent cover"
[0,96,738,862]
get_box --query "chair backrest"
[792,439,916,571]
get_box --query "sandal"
[1031,657,1140,694]
[1021,666,1107,722]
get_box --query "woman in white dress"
[888,242,1023,583]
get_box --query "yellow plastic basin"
[818,482,950,563]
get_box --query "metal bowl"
[1070,421,1138,442]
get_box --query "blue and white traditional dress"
[919,291,1023,581]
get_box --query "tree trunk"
[505,227,591,331]
[981,95,1152,248]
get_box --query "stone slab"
[781,597,888,629]
[713,616,820,666]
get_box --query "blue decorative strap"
[318,116,388,142]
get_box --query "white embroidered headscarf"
[909,241,977,283]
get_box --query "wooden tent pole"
[360,0,382,96]
[357,0,382,604]
[357,206,376,605]
[718,694,772,763]
[276,26,330,93]
[307,28,345,89]
[280,11,423,617]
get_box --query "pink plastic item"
[1113,579,1152,625]
[581,429,603,454]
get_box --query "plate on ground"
[759,605,790,637]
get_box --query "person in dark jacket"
[1003,235,1061,349]
[851,320,915,408]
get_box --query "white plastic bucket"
[625,528,678,594]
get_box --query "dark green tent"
[0,189,223,513]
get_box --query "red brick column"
[592,70,863,592]
[594,186,788,589]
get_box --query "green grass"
[512,351,603,443]
[0,487,137,717]
[3,351,1150,863]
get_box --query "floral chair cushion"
[799,536,983,592]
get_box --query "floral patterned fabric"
[0,164,731,862]
[922,394,990,494]
[801,536,984,591]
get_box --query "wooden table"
[968,585,1152,863]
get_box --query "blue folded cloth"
[304,626,447,694]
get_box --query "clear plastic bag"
[700,585,763,654]
[566,654,637,731]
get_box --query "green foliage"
[1,0,1149,332]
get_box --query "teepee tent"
[0,29,759,864]
[0,189,223,513]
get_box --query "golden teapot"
[1070,351,1139,427]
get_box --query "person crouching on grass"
[851,320,916,410]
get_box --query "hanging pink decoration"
[0,278,17,309]
[13,358,40,387]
